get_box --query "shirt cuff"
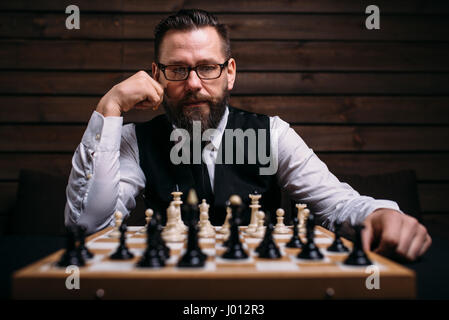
[357,199,402,225]
[82,111,123,152]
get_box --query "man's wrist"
[96,95,121,117]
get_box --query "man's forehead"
[159,27,225,63]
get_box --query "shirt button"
[86,173,92,180]
[95,134,101,141]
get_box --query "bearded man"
[65,9,431,262]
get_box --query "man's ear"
[226,58,236,91]
[152,62,159,81]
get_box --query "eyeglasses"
[157,60,229,81]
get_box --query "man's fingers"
[419,234,432,257]
[141,79,164,109]
[395,217,419,259]
[135,100,153,109]
[405,226,427,261]
[374,216,402,256]
[362,222,373,252]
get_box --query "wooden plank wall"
[1,0,449,233]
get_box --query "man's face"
[152,26,236,133]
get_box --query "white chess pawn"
[162,203,184,242]
[139,208,153,233]
[109,211,123,238]
[251,211,266,238]
[273,208,289,234]
[198,199,215,238]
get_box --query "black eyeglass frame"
[157,60,229,81]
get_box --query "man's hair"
[154,9,231,62]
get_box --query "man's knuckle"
[136,70,147,77]
[383,235,398,248]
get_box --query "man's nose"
[185,69,202,91]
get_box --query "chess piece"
[198,199,215,238]
[137,216,166,268]
[246,191,261,234]
[297,212,324,260]
[162,203,185,243]
[256,219,282,259]
[327,221,349,253]
[77,225,94,260]
[172,185,187,233]
[139,208,153,234]
[218,200,232,235]
[57,226,85,267]
[296,204,308,235]
[222,195,249,260]
[251,210,266,239]
[110,224,134,260]
[273,208,289,234]
[286,216,304,248]
[108,211,123,238]
[155,212,170,259]
[178,189,207,267]
[343,225,372,266]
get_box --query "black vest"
[134,106,281,225]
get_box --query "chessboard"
[13,225,415,299]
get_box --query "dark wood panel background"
[1,0,448,233]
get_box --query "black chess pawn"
[77,225,94,260]
[257,221,282,259]
[255,211,274,254]
[154,212,170,259]
[222,200,232,248]
[110,223,134,260]
[57,226,85,267]
[137,216,166,268]
[327,221,349,253]
[222,195,249,260]
[178,189,207,268]
[343,224,373,266]
[297,212,324,260]
[286,216,304,249]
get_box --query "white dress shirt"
[64,107,401,235]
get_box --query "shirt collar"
[209,106,229,150]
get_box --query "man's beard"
[162,89,229,134]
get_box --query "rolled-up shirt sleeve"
[272,116,401,231]
[64,111,145,234]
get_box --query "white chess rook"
[296,203,308,235]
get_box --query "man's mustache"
[179,94,214,106]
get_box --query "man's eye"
[199,65,217,72]
[172,68,187,74]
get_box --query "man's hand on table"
[362,208,432,262]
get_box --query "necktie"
[189,140,214,206]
